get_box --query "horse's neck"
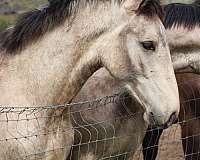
[0,3,123,106]
[167,26,200,49]
[168,26,200,72]
[0,26,103,106]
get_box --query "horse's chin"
[145,111,178,129]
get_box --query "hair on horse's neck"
[0,0,163,54]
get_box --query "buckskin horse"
[0,0,180,159]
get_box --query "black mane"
[1,0,76,53]
[164,3,200,29]
[193,0,200,5]
[0,0,163,54]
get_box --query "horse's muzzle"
[148,112,178,129]
[162,112,178,129]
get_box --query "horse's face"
[102,0,179,127]
[127,16,179,127]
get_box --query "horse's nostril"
[148,112,156,126]
[148,112,178,129]
[170,112,178,124]
[163,112,178,129]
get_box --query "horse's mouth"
[149,112,178,129]
[162,112,178,129]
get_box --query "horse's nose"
[163,112,178,129]
[148,112,178,128]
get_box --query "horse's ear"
[123,0,145,12]
[138,0,151,10]
[48,0,60,5]
[126,0,162,11]
[138,0,162,11]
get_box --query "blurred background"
[0,0,194,31]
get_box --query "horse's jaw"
[125,73,180,128]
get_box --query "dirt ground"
[133,124,185,160]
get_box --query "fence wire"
[0,93,146,160]
[0,78,200,160]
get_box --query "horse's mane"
[0,28,12,44]
[164,3,200,29]
[0,0,163,54]
[193,0,200,5]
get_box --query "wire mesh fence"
[0,77,200,160]
[0,93,146,160]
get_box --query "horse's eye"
[141,41,155,51]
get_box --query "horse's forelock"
[137,0,164,21]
